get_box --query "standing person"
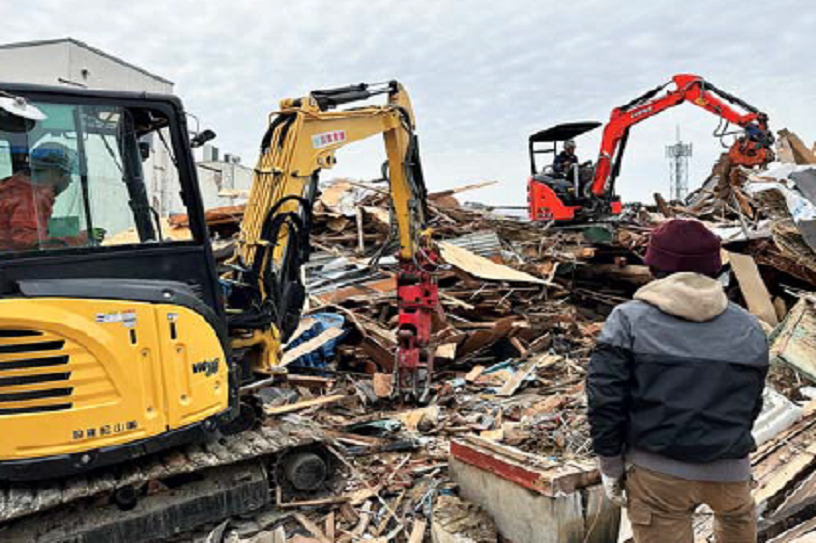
[586,219,768,542]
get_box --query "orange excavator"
[527,74,775,222]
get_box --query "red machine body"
[527,176,578,221]
[528,74,775,223]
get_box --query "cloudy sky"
[4,0,815,206]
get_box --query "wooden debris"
[729,251,779,326]
[372,373,394,398]
[439,242,550,284]
[294,513,332,543]
[264,394,347,415]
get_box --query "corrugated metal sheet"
[444,230,503,258]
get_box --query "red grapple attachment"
[394,250,439,403]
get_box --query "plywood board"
[281,327,345,366]
[439,242,549,284]
[728,251,779,326]
[772,298,816,381]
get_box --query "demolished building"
[4,127,816,542]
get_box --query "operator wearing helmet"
[0,142,80,250]
[553,139,579,177]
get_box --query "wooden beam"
[264,394,346,415]
[294,513,332,543]
[407,519,427,543]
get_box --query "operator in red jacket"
[0,142,78,251]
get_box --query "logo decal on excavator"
[192,358,220,377]
[95,310,137,328]
[312,130,347,149]
[73,421,138,440]
[630,106,653,119]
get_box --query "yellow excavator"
[0,81,439,540]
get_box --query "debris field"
[4,132,816,543]
[142,130,816,543]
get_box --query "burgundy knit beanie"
[644,219,722,277]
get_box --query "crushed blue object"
[283,313,347,368]
[482,358,516,375]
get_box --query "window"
[0,99,191,253]
[0,142,11,179]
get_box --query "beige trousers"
[627,465,757,543]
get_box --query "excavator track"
[0,416,327,541]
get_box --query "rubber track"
[0,416,323,524]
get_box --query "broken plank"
[326,511,336,542]
[372,373,393,398]
[278,496,350,509]
[284,375,335,389]
[496,354,558,397]
[450,436,598,497]
[728,251,779,327]
[408,519,427,543]
[465,365,485,382]
[778,129,816,165]
[772,298,816,381]
[281,328,345,366]
[264,394,346,415]
[754,442,816,508]
[439,241,550,285]
[294,513,332,543]
[356,206,365,254]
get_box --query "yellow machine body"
[0,298,228,461]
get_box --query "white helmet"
[564,139,576,150]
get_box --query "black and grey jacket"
[587,272,769,481]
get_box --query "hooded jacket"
[587,272,768,481]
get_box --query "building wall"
[1,39,180,220]
[66,43,172,93]
[196,161,254,210]
[1,39,247,220]
[0,40,172,93]
[0,42,70,86]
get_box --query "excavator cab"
[527,121,607,221]
[0,83,232,481]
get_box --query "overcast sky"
[4,0,815,206]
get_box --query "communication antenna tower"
[666,126,692,201]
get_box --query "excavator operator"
[0,142,90,251]
[553,139,579,177]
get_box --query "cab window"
[0,99,191,253]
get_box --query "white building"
[0,38,251,215]
[0,38,174,93]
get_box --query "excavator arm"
[224,81,438,400]
[592,73,774,198]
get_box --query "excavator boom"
[225,81,439,400]
[593,73,773,198]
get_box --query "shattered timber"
[5,123,816,542]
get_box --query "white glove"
[601,473,627,508]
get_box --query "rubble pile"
[167,130,816,542]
